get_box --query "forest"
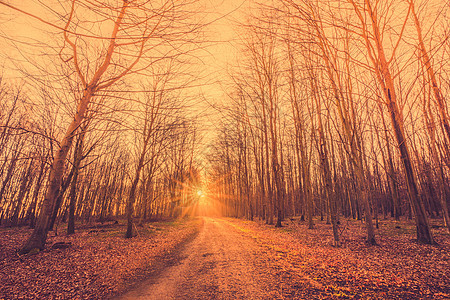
[0,0,449,299]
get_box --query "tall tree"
[347,0,433,244]
[0,0,201,253]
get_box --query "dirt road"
[118,217,315,299]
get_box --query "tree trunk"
[387,92,433,243]
[19,90,92,254]
[125,147,147,238]
[48,167,74,231]
[349,0,434,244]
[10,160,34,227]
[68,128,86,235]
[25,158,47,228]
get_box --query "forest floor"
[0,218,201,299]
[0,216,449,299]
[118,216,449,300]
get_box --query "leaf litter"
[0,217,448,299]
[0,218,201,300]
[223,217,449,299]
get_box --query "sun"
[196,189,204,197]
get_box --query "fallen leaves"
[0,218,201,299]
[0,217,448,299]
[224,217,450,299]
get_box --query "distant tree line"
[0,75,202,232]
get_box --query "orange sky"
[1,0,249,82]
[0,0,252,129]
[0,0,255,154]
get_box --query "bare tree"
[0,0,202,253]
[345,0,433,243]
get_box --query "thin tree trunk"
[25,157,47,228]
[19,89,93,254]
[48,167,74,231]
[67,128,86,235]
[422,86,450,232]
[313,77,340,247]
[349,0,434,244]
[10,160,34,227]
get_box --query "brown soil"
[119,217,450,300]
